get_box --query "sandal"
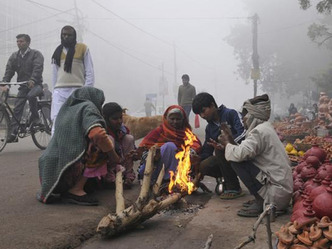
[123,179,134,189]
[276,209,288,217]
[242,199,256,207]
[237,202,263,217]
[237,208,261,217]
[62,192,99,206]
[220,190,245,200]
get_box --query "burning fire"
[168,128,197,195]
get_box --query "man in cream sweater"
[51,25,94,134]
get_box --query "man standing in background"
[2,34,44,143]
[51,25,94,134]
[144,97,156,117]
[177,74,196,119]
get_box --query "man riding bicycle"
[1,34,44,143]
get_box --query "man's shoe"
[237,202,263,217]
[220,189,245,200]
[29,119,43,131]
[6,134,18,143]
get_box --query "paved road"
[0,129,290,249]
[0,136,215,249]
[0,138,121,249]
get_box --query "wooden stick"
[203,234,213,249]
[192,172,201,187]
[136,146,156,207]
[265,211,273,249]
[233,204,274,249]
[96,146,188,238]
[115,170,125,214]
[159,193,182,209]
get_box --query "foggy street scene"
[1,0,332,249]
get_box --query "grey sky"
[0,0,252,113]
[1,0,330,115]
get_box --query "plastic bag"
[195,114,200,128]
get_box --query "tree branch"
[233,204,274,249]
[115,170,125,214]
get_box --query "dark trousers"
[199,150,240,191]
[10,84,43,134]
[181,105,192,119]
[230,161,263,195]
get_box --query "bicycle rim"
[31,105,52,150]
[0,109,9,152]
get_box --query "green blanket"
[38,87,105,203]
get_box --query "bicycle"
[0,81,52,152]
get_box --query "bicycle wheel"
[0,108,10,152]
[31,104,52,150]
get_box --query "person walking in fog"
[288,103,297,116]
[51,25,94,134]
[1,34,44,143]
[144,97,156,117]
[178,74,196,119]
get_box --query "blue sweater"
[200,105,246,160]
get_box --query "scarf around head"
[51,26,77,73]
[242,94,271,136]
[140,105,198,149]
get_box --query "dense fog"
[1,0,331,118]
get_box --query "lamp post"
[251,13,260,97]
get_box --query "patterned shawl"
[139,105,201,152]
[38,86,106,203]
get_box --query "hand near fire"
[207,123,235,150]
[126,146,147,161]
[218,123,236,146]
[207,138,225,151]
[190,153,201,176]
[107,149,121,164]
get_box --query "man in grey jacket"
[214,94,293,218]
[2,34,44,142]
[177,74,196,119]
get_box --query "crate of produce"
[294,142,312,152]
[283,133,308,143]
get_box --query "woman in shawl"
[137,105,201,184]
[38,87,119,206]
[214,94,293,218]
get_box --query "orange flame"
[168,128,197,195]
